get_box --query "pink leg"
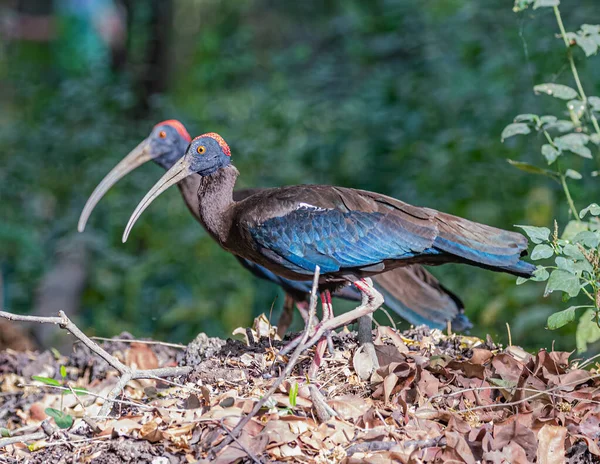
[295,300,311,325]
[308,290,334,378]
[302,279,383,358]
[277,294,295,337]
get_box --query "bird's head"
[77,120,191,232]
[148,120,192,169]
[122,133,232,242]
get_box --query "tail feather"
[373,266,472,332]
[431,212,533,277]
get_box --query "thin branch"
[19,383,192,414]
[91,337,186,349]
[553,6,600,140]
[0,310,191,417]
[219,418,263,464]
[0,419,54,448]
[209,265,322,459]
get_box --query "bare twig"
[219,418,263,464]
[19,383,192,414]
[346,441,399,456]
[210,266,322,459]
[91,337,186,349]
[309,385,337,422]
[0,419,54,448]
[0,310,191,417]
[0,431,47,448]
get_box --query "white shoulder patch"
[296,202,328,212]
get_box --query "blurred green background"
[1,0,599,352]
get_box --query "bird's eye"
[159,131,167,139]
[197,146,206,155]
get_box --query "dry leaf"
[126,343,159,370]
[537,425,567,464]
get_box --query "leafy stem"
[558,166,579,221]
[553,6,600,139]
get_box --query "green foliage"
[288,382,299,408]
[32,366,88,427]
[44,408,73,429]
[32,376,61,387]
[506,1,600,352]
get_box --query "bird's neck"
[176,176,202,222]
[197,165,239,244]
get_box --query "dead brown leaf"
[126,342,159,370]
[140,419,163,443]
[537,425,566,464]
[492,415,537,460]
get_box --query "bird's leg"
[307,290,334,378]
[278,301,320,356]
[295,300,311,325]
[324,291,336,354]
[276,294,296,337]
[357,300,380,377]
[300,278,384,363]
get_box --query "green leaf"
[580,203,600,218]
[514,113,538,123]
[501,123,531,142]
[544,269,581,297]
[573,231,599,248]
[573,34,598,56]
[591,134,600,145]
[531,266,550,282]
[1,428,11,438]
[540,115,558,125]
[515,225,551,244]
[588,96,600,112]
[534,83,578,100]
[44,408,73,429]
[60,365,67,379]
[541,144,561,164]
[533,0,559,7]
[556,256,576,274]
[565,169,582,180]
[531,244,554,260]
[32,376,61,387]
[544,120,575,133]
[563,243,586,260]
[581,24,600,34]
[576,309,600,353]
[554,133,592,158]
[288,382,298,408]
[506,159,558,178]
[547,306,577,329]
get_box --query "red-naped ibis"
[78,121,471,336]
[122,133,534,367]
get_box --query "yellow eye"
[197,146,206,155]
[159,131,167,139]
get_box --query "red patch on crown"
[193,132,231,157]
[155,119,191,142]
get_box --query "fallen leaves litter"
[1,320,600,463]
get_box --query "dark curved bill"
[122,157,193,243]
[78,139,153,232]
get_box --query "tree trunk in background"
[136,0,173,115]
[32,240,88,352]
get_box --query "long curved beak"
[78,139,153,232]
[122,156,193,243]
